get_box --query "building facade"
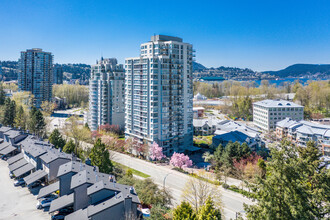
[276,118,330,155]
[53,64,63,84]
[88,58,125,131]
[253,99,304,131]
[125,35,194,156]
[18,48,53,108]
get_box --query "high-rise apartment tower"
[88,58,125,131]
[18,48,53,108]
[125,35,194,156]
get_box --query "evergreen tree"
[28,106,45,136]
[197,197,222,220]
[3,98,16,126]
[63,139,75,154]
[28,106,38,133]
[34,109,46,136]
[49,129,66,149]
[89,138,113,173]
[244,140,330,219]
[14,105,26,129]
[173,201,196,220]
[0,86,5,105]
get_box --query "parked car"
[14,178,25,187]
[51,214,65,220]
[29,180,42,189]
[36,198,54,209]
[9,171,15,179]
[1,155,8,160]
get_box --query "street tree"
[149,142,165,161]
[89,138,113,174]
[170,153,193,169]
[182,171,222,212]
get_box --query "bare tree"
[181,171,223,213]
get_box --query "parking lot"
[0,160,49,220]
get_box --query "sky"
[0,0,329,71]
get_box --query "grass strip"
[113,161,151,178]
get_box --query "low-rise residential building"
[253,99,304,131]
[193,119,217,136]
[44,161,141,220]
[193,107,205,119]
[276,118,330,155]
[212,120,263,150]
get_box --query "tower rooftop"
[151,35,182,42]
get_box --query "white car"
[36,198,54,209]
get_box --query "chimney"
[85,158,91,166]
[124,195,133,217]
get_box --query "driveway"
[0,160,49,220]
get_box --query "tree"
[149,204,171,220]
[41,101,56,116]
[27,106,46,137]
[0,86,5,105]
[14,105,26,129]
[197,196,222,220]
[49,129,66,149]
[170,153,193,169]
[64,116,91,155]
[134,178,172,207]
[89,139,113,173]
[149,142,165,161]
[173,201,196,220]
[33,109,46,137]
[63,139,75,154]
[244,140,330,219]
[3,98,16,127]
[182,171,222,213]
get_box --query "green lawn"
[113,161,151,178]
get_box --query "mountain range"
[262,64,330,78]
[0,60,329,82]
[193,62,330,79]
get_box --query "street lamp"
[163,172,172,189]
[163,172,172,205]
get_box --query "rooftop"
[40,148,72,164]
[57,161,96,178]
[70,169,111,189]
[253,99,303,108]
[150,35,183,42]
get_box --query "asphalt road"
[111,150,253,219]
[0,160,49,220]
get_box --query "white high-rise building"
[125,35,194,156]
[88,58,125,131]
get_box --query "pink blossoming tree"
[149,142,165,161]
[170,152,193,169]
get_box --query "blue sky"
[0,0,329,71]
